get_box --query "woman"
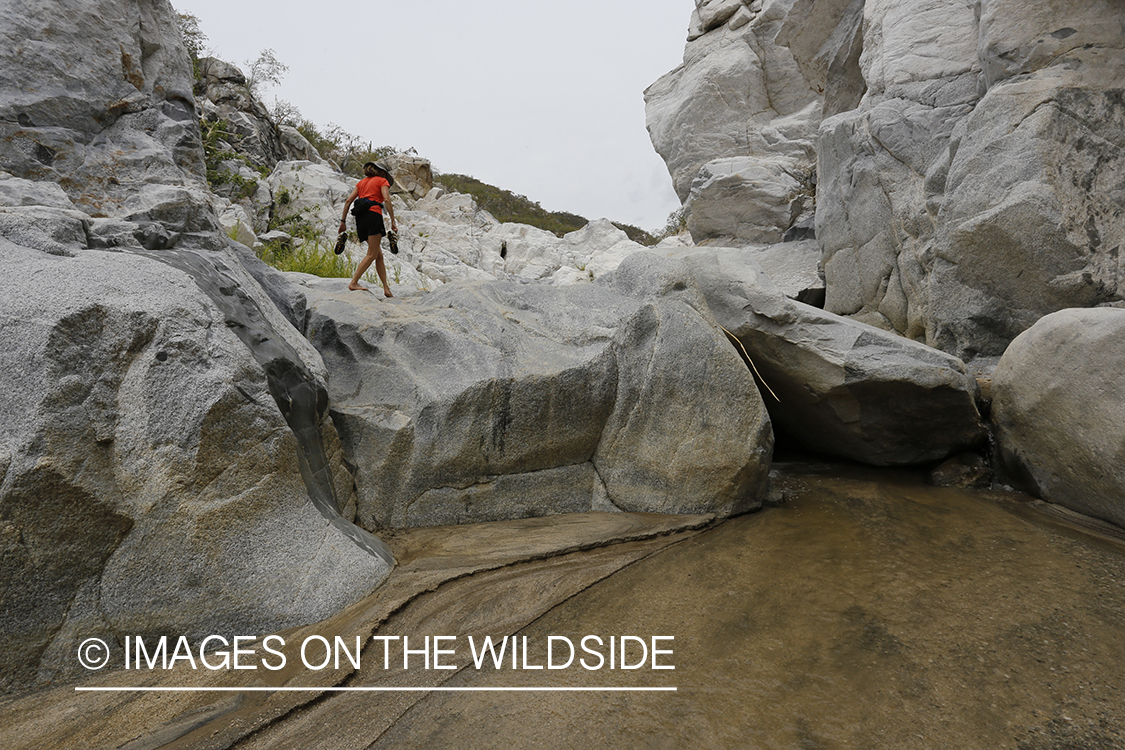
[340,162,398,296]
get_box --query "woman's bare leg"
[349,234,392,297]
[373,249,392,297]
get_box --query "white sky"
[176,0,691,232]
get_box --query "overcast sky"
[176,1,691,232]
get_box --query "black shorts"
[356,211,386,242]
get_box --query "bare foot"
[383,288,394,298]
[348,283,369,292]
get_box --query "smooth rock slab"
[300,277,773,527]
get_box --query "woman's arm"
[381,183,397,232]
[339,186,359,230]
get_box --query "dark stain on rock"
[1085,215,1102,251]
[35,143,55,166]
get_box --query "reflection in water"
[369,463,1125,750]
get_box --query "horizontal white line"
[75,686,677,693]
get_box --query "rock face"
[812,1,1123,359]
[814,0,1125,360]
[649,0,1125,362]
[0,0,394,693]
[384,152,435,200]
[268,159,354,237]
[992,308,1125,527]
[0,0,220,249]
[645,0,821,245]
[0,241,392,691]
[379,189,650,290]
[605,249,985,466]
[196,57,285,169]
[298,277,774,528]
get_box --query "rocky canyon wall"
[2,0,1121,698]
[647,0,1125,361]
[0,0,392,691]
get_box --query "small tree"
[269,98,303,128]
[245,48,288,96]
[175,12,207,61]
[175,10,207,81]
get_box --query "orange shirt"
[356,176,389,213]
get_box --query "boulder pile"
[648,0,1125,362]
[647,0,1125,526]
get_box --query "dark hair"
[362,162,395,186]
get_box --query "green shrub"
[255,235,389,289]
[650,206,688,243]
[614,222,657,246]
[174,11,206,82]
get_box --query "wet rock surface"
[5,465,1123,749]
[343,468,1125,750]
[0,511,715,749]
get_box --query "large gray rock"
[278,124,324,164]
[816,97,974,339]
[0,205,91,256]
[650,0,1125,360]
[0,241,391,692]
[0,0,218,245]
[606,249,985,466]
[383,190,646,290]
[992,308,1125,527]
[740,238,825,305]
[268,160,354,244]
[298,277,773,528]
[926,67,1125,358]
[384,153,435,200]
[686,156,809,244]
[0,0,399,698]
[645,0,821,244]
[775,0,866,117]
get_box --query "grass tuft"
[257,238,354,278]
[255,237,388,287]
